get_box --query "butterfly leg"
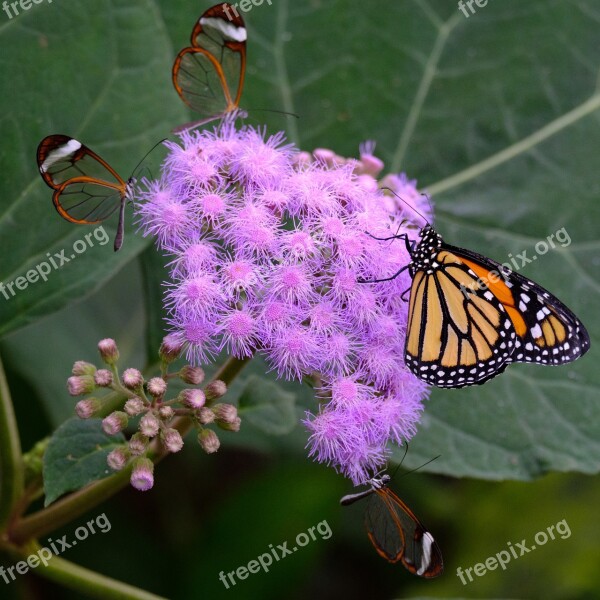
[366,231,413,254]
[366,232,408,242]
[358,264,409,284]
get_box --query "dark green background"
[0,0,598,598]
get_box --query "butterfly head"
[411,225,443,272]
[368,473,391,489]
[125,178,138,202]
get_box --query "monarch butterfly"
[341,473,443,578]
[37,135,134,251]
[371,221,590,388]
[172,3,246,130]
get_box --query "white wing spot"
[40,139,82,173]
[200,16,248,42]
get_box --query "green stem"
[8,541,166,600]
[0,353,24,531]
[10,467,132,545]
[210,355,250,393]
[10,355,251,545]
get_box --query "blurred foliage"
[0,0,598,598]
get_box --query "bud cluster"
[70,336,237,491]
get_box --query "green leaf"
[171,0,598,479]
[43,418,125,506]
[2,0,598,482]
[238,375,297,435]
[0,0,187,339]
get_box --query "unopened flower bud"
[139,413,160,438]
[75,398,101,419]
[130,457,154,492]
[147,377,167,397]
[181,389,206,410]
[162,429,184,453]
[158,406,175,421]
[358,144,384,177]
[218,416,241,432]
[213,403,238,424]
[198,429,220,454]
[98,338,119,365]
[67,375,95,396]
[94,369,113,387]
[122,368,143,390]
[159,334,183,364]
[124,396,145,416]
[294,151,312,167]
[107,447,129,471]
[102,411,128,435]
[72,361,96,376]
[179,366,205,385]
[197,407,215,424]
[205,380,227,401]
[128,433,149,456]
[313,148,337,167]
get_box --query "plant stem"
[10,467,132,545]
[0,354,24,531]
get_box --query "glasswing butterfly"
[172,3,247,130]
[37,135,134,251]
[366,194,590,388]
[341,473,443,578]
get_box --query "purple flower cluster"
[135,121,433,484]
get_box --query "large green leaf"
[155,0,600,479]
[0,0,187,338]
[1,0,598,483]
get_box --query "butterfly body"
[341,474,443,578]
[402,224,590,388]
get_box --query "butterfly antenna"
[395,443,410,473]
[381,186,432,228]
[245,107,300,120]
[421,192,434,224]
[130,138,167,178]
[398,455,442,480]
